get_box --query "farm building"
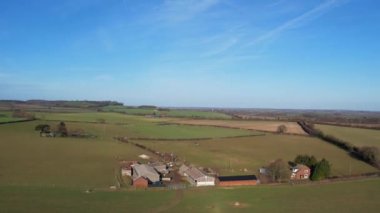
[120,161,138,176]
[218,175,258,186]
[132,164,160,184]
[179,164,190,176]
[132,176,148,188]
[149,162,169,175]
[181,166,215,187]
[291,164,311,180]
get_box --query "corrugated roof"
[185,167,207,180]
[132,164,160,182]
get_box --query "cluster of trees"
[35,122,68,137]
[266,159,291,182]
[356,146,380,168]
[12,109,35,120]
[293,155,331,181]
[298,121,380,168]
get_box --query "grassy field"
[33,112,255,139]
[0,111,26,123]
[136,134,377,176]
[102,105,232,119]
[172,119,306,135]
[0,119,257,187]
[34,112,140,123]
[0,121,150,187]
[1,111,379,212]
[1,179,380,213]
[316,124,380,148]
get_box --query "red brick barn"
[132,176,148,188]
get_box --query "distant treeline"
[298,121,380,169]
[223,109,380,126]
[0,100,123,108]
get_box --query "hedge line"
[298,121,380,169]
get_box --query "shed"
[184,167,215,187]
[120,161,138,176]
[218,175,258,186]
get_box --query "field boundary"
[0,119,36,125]
[298,121,380,169]
[128,133,266,141]
[315,122,380,130]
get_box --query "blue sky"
[0,0,379,110]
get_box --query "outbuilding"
[218,175,258,186]
[132,164,160,184]
[132,176,148,188]
[183,167,215,187]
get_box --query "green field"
[1,179,380,213]
[316,124,380,148]
[0,111,26,123]
[1,111,379,212]
[0,118,256,187]
[136,134,378,176]
[0,121,149,187]
[102,105,232,119]
[33,112,255,139]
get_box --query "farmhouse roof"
[294,164,310,170]
[132,164,160,182]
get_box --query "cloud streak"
[248,0,347,46]
[158,0,220,23]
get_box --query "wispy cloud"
[202,37,238,57]
[248,0,347,46]
[158,0,220,23]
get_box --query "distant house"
[218,175,258,186]
[149,162,169,175]
[181,165,215,187]
[132,176,148,188]
[291,164,311,180]
[132,164,160,184]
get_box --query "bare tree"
[267,159,291,182]
[277,125,287,134]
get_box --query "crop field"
[1,179,380,213]
[171,119,306,135]
[316,124,380,148]
[135,134,377,176]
